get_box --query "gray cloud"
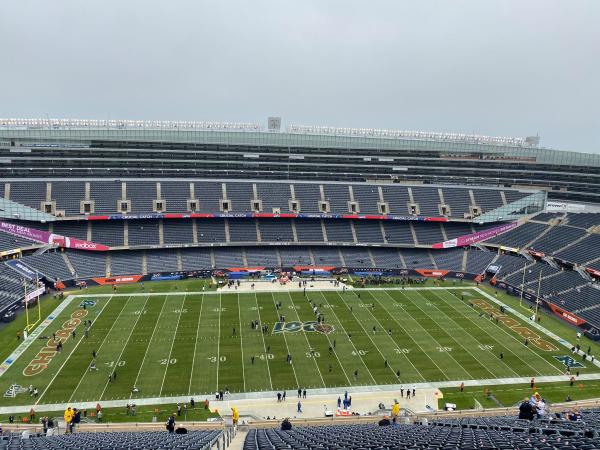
[0,0,598,152]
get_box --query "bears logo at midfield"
[273,321,335,335]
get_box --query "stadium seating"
[2,180,533,218]
[0,430,222,450]
[244,419,600,450]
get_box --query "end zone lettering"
[472,299,557,351]
[23,309,88,377]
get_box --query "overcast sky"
[1,1,598,152]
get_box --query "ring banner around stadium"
[0,221,109,251]
[85,212,450,222]
[431,221,519,249]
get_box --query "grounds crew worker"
[231,407,239,427]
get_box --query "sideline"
[3,373,600,415]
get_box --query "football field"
[1,286,593,407]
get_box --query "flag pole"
[535,269,542,319]
[519,264,526,308]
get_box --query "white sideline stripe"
[5,373,600,415]
[35,296,115,405]
[475,288,600,369]
[0,296,75,378]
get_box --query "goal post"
[23,276,43,333]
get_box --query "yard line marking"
[98,295,152,400]
[311,291,356,386]
[68,295,138,403]
[389,290,472,379]
[430,290,537,377]
[333,290,422,382]
[159,294,187,397]
[318,292,377,384]
[252,291,274,391]
[216,292,222,391]
[337,290,426,382]
[130,294,170,399]
[371,289,460,380]
[285,291,326,388]
[408,290,500,379]
[443,290,564,375]
[36,295,118,405]
[237,293,246,393]
[268,292,300,389]
[188,293,205,395]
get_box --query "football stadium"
[1,118,600,449]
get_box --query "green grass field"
[2,283,597,410]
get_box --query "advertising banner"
[432,222,519,249]
[91,275,143,285]
[545,302,587,326]
[0,221,110,251]
[86,212,450,223]
[24,286,45,302]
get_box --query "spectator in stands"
[281,418,292,430]
[378,415,391,426]
[518,398,535,420]
[166,413,176,433]
[63,407,73,433]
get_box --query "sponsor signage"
[546,202,586,213]
[92,275,143,285]
[415,269,449,278]
[546,303,587,326]
[0,248,21,257]
[432,222,519,249]
[0,221,109,251]
[25,286,45,302]
[86,212,450,223]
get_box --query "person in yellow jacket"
[391,402,400,418]
[231,407,239,426]
[64,407,73,433]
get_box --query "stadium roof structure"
[1,118,598,168]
